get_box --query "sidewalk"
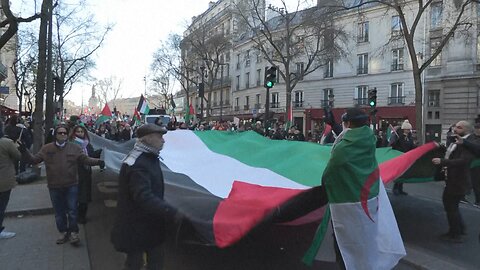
[0,183,91,270]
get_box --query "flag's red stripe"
[213,181,305,248]
[379,142,438,184]
[360,168,380,222]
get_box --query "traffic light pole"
[265,86,270,133]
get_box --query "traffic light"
[264,66,277,88]
[368,88,377,108]
[198,83,205,98]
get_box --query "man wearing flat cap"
[111,123,174,270]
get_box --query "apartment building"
[0,7,17,111]
[182,1,480,141]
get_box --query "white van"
[144,115,171,126]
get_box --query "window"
[294,91,304,107]
[224,90,230,104]
[226,52,230,62]
[392,48,404,71]
[245,72,250,88]
[428,90,440,107]
[435,111,440,119]
[355,85,368,105]
[256,69,262,86]
[430,37,442,66]
[296,62,305,80]
[357,54,368,74]
[225,63,230,77]
[271,92,279,108]
[236,75,240,90]
[391,16,402,36]
[324,60,333,78]
[213,91,217,106]
[431,2,443,28]
[357,21,369,43]
[245,50,251,67]
[389,83,405,104]
[235,97,240,111]
[428,111,433,119]
[236,54,241,70]
[244,96,250,110]
[322,88,334,107]
[256,52,262,63]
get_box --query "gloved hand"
[17,141,27,153]
[99,160,105,169]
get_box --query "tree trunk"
[32,0,49,153]
[413,70,424,144]
[44,0,54,134]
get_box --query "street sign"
[0,86,9,94]
[252,108,257,117]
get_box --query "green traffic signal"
[369,100,376,107]
[266,81,273,88]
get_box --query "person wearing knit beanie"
[401,120,412,130]
[392,119,416,195]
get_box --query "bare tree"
[181,21,232,119]
[95,76,123,108]
[152,33,199,116]
[51,0,111,120]
[233,0,346,123]
[330,0,478,142]
[0,0,41,50]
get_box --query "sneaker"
[56,232,69,244]
[0,231,16,239]
[473,202,480,208]
[69,232,80,246]
[460,198,470,204]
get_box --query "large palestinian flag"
[90,129,439,250]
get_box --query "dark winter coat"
[111,152,173,253]
[440,143,475,196]
[78,143,96,204]
[390,132,416,153]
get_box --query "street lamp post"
[199,65,205,123]
[220,64,224,121]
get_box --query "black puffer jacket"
[111,152,173,252]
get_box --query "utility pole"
[199,65,205,123]
[220,64,224,121]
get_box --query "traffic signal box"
[198,82,205,98]
[264,66,277,89]
[368,88,377,108]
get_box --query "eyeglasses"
[57,132,68,135]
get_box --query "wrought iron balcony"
[354,98,368,106]
[357,67,368,75]
[270,102,280,108]
[254,103,261,109]
[391,63,404,71]
[244,105,250,110]
[234,106,240,111]
[293,101,303,108]
[388,96,406,105]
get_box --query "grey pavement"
[1,170,478,269]
[0,182,90,270]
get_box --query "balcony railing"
[293,101,303,108]
[354,98,368,106]
[271,102,280,108]
[357,67,368,75]
[388,96,406,105]
[391,63,404,71]
[254,103,261,109]
[321,100,334,108]
[224,100,230,105]
[244,105,250,110]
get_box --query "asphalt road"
[84,169,425,270]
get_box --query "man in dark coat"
[390,120,416,195]
[432,120,475,243]
[111,123,174,270]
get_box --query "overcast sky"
[13,0,314,106]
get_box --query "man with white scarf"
[432,120,475,243]
[111,123,175,270]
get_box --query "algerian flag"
[95,104,112,126]
[90,130,438,250]
[303,126,405,269]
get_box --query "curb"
[5,207,54,218]
[401,244,473,270]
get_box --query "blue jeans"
[49,185,79,233]
[0,190,12,233]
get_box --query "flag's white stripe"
[328,182,405,270]
[162,130,309,198]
